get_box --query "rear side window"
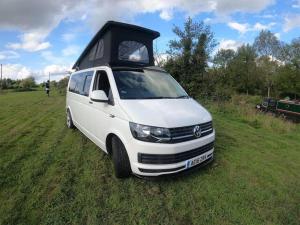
[69,71,93,96]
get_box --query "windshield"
[113,70,188,99]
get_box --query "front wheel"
[111,136,131,178]
[66,110,75,129]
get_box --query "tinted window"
[69,75,77,92]
[118,41,149,64]
[113,70,188,99]
[83,75,93,96]
[69,71,93,96]
[95,39,104,59]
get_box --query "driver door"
[88,69,113,149]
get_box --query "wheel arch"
[105,132,129,156]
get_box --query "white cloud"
[7,31,51,52]
[0,0,275,55]
[41,51,64,65]
[219,39,243,51]
[0,0,80,31]
[260,14,275,19]
[1,64,32,80]
[44,64,70,75]
[0,0,275,33]
[0,51,20,60]
[274,32,281,39]
[228,22,250,34]
[159,10,173,21]
[292,0,300,8]
[1,63,71,83]
[62,33,76,42]
[228,21,276,34]
[43,64,71,82]
[62,45,81,56]
[253,22,276,30]
[41,47,80,65]
[283,14,300,32]
[215,0,275,14]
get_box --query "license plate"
[186,153,208,169]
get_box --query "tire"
[66,109,75,129]
[111,136,131,178]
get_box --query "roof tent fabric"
[73,21,160,70]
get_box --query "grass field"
[0,90,299,225]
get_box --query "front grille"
[138,141,214,164]
[169,121,213,143]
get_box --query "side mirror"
[90,90,108,102]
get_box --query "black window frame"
[93,70,114,105]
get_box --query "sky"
[0,0,299,83]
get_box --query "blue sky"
[0,0,299,82]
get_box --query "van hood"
[118,98,212,127]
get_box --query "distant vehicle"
[66,21,215,178]
[256,97,300,122]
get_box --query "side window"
[93,71,111,97]
[69,74,77,92]
[74,73,85,94]
[83,73,93,96]
[95,39,104,59]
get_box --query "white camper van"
[66,21,215,178]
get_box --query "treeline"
[0,76,69,94]
[44,77,69,94]
[163,18,300,100]
[0,77,36,91]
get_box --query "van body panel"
[118,98,212,127]
[66,66,215,177]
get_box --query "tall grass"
[203,94,297,133]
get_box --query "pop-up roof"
[72,21,160,70]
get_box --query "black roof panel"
[72,21,160,70]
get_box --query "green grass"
[0,90,299,225]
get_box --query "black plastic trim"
[138,141,214,164]
[138,165,186,173]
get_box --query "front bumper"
[126,130,215,176]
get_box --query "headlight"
[129,122,171,143]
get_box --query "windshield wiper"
[143,97,171,99]
[143,96,189,99]
[175,95,189,99]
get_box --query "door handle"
[89,101,93,104]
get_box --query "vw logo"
[193,125,201,138]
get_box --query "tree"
[231,44,258,95]
[253,30,280,58]
[253,30,281,97]
[275,64,300,99]
[213,49,235,68]
[166,17,216,97]
[57,76,70,94]
[275,38,300,98]
[256,56,278,97]
[20,77,36,90]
